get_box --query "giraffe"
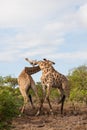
[18,65,41,114]
[25,58,70,115]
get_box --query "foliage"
[0,86,23,130]
[0,76,4,86]
[36,82,43,98]
[4,76,18,88]
[0,76,18,88]
[68,65,87,104]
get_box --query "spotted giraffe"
[25,58,70,115]
[18,65,41,114]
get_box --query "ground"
[11,102,87,130]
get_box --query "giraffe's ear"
[43,58,47,61]
[52,61,55,64]
[25,58,28,61]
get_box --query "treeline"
[0,65,87,129]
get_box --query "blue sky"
[0,0,87,82]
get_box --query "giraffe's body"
[41,66,67,89]
[18,66,40,114]
[26,58,70,115]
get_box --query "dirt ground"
[11,102,87,130]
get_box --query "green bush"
[69,88,87,104]
[0,89,19,121]
[0,86,23,130]
[68,65,87,104]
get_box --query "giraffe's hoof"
[51,112,54,115]
[35,110,40,116]
[50,109,54,115]
[18,114,22,117]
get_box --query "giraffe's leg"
[19,86,31,114]
[25,81,35,109]
[21,94,34,114]
[36,85,46,116]
[58,87,65,114]
[20,92,35,115]
[61,94,65,114]
[20,95,28,114]
[21,98,26,114]
[28,94,35,109]
[46,85,53,114]
[31,80,43,115]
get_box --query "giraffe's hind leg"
[58,87,66,114]
[28,94,35,109]
[60,95,65,114]
[20,95,28,114]
[19,85,34,114]
[21,94,34,114]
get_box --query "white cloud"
[1,32,87,62]
[44,2,87,35]
[0,0,87,63]
[76,3,87,28]
[0,50,20,62]
[0,0,86,28]
[0,30,64,62]
[44,21,74,35]
[46,51,87,61]
[0,0,64,27]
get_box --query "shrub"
[0,86,23,130]
[68,65,87,104]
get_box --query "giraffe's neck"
[41,66,55,75]
[25,66,41,75]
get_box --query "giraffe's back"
[18,69,32,87]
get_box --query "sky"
[0,0,87,82]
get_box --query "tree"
[68,65,87,104]
[3,76,18,88]
[0,76,4,86]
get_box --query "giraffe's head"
[25,58,55,70]
[25,58,37,66]
[43,58,55,65]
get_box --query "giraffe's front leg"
[46,85,53,115]
[36,85,46,116]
